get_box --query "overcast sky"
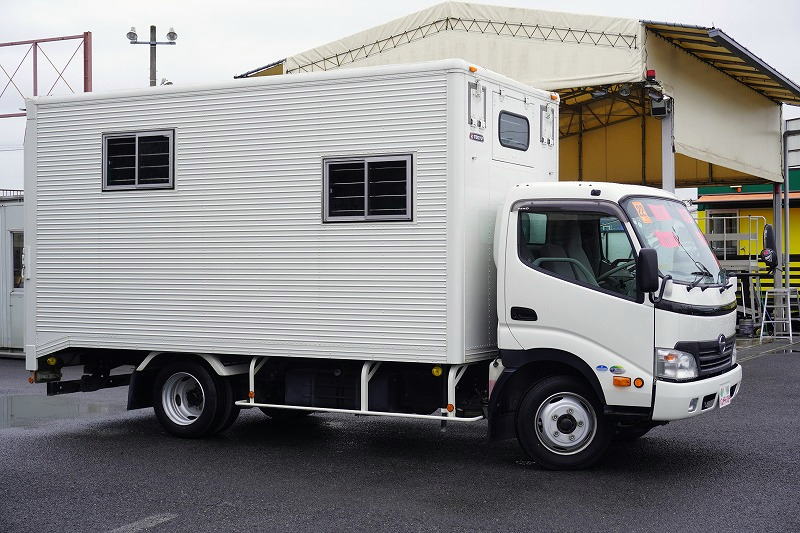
[1,0,798,188]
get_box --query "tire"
[258,407,314,421]
[210,375,240,434]
[153,361,221,438]
[515,375,611,470]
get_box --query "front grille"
[674,336,735,378]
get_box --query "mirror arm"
[650,274,672,304]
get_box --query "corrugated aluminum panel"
[32,72,450,362]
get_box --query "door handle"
[510,307,538,321]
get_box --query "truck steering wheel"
[596,259,636,282]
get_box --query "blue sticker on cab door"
[609,365,625,375]
[596,365,608,372]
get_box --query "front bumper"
[651,365,742,421]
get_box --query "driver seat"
[537,218,597,285]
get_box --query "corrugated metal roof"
[643,21,800,105]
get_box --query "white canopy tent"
[237,1,800,188]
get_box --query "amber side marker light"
[432,365,443,377]
[634,378,644,388]
[446,403,455,412]
[468,65,478,73]
[613,376,631,387]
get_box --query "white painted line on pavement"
[108,513,178,533]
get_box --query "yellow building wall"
[559,116,661,185]
[698,206,800,289]
[699,207,800,255]
[560,116,757,186]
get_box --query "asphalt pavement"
[0,348,798,533]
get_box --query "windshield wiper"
[672,226,715,289]
[688,270,708,291]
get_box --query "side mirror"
[637,248,660,293]
[764,224,776,251]
[760,248,778,269]
[761,224,777,268]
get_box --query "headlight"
[656,348,698,381]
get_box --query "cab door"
[503,200,655,407]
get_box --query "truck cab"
[490,181,742,469]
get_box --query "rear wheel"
[154,362,221,438]
[516,375,611,470]
[210,376,240,433]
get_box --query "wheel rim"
[161,372,205,426]
[534,392,597,455]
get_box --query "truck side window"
[324,155,412,222]
[518,210,637,299]
[12,232,23,289]
[103,130,174,190]
[600,216,634,263]
[520,212,547,245]
[498,111,529,151]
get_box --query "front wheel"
[516,375,611,470]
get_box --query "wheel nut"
[567,408,574,414]
[577,420,584,427]
[551,415,558,421]
[553,431,559,437]
[569,435,576,441]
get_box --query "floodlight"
[166,28,178,41]
[647,88,664,103]
[126,27,138,42]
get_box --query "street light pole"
[125,25,178,87]
[149,25,156,87]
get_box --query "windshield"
[622,197,726,286]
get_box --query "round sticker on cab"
[596,365,608,372]
[609,365,625,375]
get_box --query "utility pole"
[149,25,157,87]
[126,25,177,87]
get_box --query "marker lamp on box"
[656,348,698,381]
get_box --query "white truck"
[24,59,741,469]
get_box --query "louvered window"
[324,155,412,222]
[103,130,174,190]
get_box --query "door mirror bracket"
[650,274,672,303]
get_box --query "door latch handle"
[510,307,538,321]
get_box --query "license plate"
[718,384,732,408]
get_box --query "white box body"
[24,59,558,370]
